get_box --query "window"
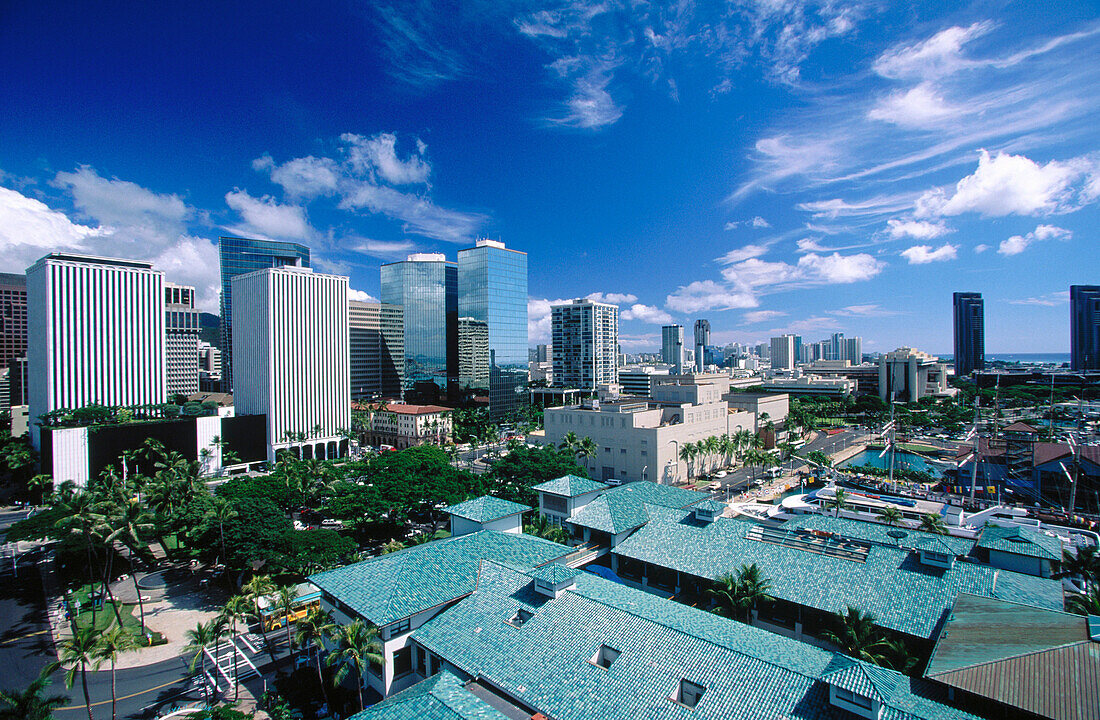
[620,448,626,454]
[590,644,620,669]
[543,495,568,514]
[393,646,413,677]
[507,608,534,628]
[673,679,706,709]
[416,646,427,676]
[391,617,411,634]
[835,687,873,710]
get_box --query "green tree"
[1054,545,1100,592]
[220,595,251,701]
[50,625,100,720]
[708,564,774,623]
[94,626,136,720]
[274,584,299,666]
[488,445,586,505]
[294,608,335,706]
[184,620,223,707]
[1067,587,1100,616]
[524,514,570,544]
[823,607,888,665]
[326,619,383,712]
[0,668,69,720]
[206,498,238,569]
[576,436,598,471]
[878,507,903,527]
[243,575,278,667]
[828,487,847,518]
[806,450,832,469]
[918,513,948,535]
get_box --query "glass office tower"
[952,292,985,377]
[380,254,458,396]
[218,236,310,391]
[1071,285,1100,371]
[457,240,528,418]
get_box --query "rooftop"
[381,403,452,415]
[445,496,531,523]
[409,560,980,720]
[309,531,569,627]
[976,524,1063,561]
[925,593,1099,720]
[348,670,508,720]
[782,515,976,556]
[613,507,1064,639]
[531,474,609,498]
[568,481,707,535]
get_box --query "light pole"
[666,440,679,486]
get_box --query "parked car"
[320,519,345,528]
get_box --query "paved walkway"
[114,583,223,669]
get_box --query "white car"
[714,470,728,478]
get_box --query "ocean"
[938,353,1071,365]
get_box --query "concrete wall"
[449,514,522,537]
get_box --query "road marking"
[56,678,185,711]
[0,628,49,645]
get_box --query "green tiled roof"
[569,481,707,535]
[976,525,1062,561]
[529,562,580,584]
[445,496,531,522]
[532,474,608,497]
[782,515,976,556]
[695,499,728,514]
[613,507,1064,640]
[909,535,962,555]
[410,560,980,720]
[309,531,570,627]
[349,670,509,720]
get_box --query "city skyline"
[0,3,1098,354]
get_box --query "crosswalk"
[201,632,263,694]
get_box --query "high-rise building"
[380,254,458,396]
[845,336,863,365]
[952,292,984,376]
[693,319,710,372]
[662,325,685,371]
[165,283,200,396]
[457,239,528,418]
[1070,285,1100,371]
[536,344,550,363]
[551,299,618,391]
[830,332,847,363]
[198,341,222,391]
[232,266,350,463]
[218,236,310,391]
[0,273,27,371]
[349,300,404,401]
[27,254,166,448]
[770,334,797,371]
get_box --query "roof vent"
[531,563,581,599]
[671,679,706,709]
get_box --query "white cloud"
[348,288,380,303]
[872,22,994,81]
[1007,290,1070,306]
[717,244,770,263]
[900,243,958,264]
[585,291,638,305]
[527,296,572,343]
[751,216,770,228]
[829,304,897,317]
[341,133,431,185]
[548,60,624,129]
[224,189,312,240]
[725,216,771,230]
[773,316,837,334]
[53,166,189,232]
[0,186,108,266]
[621,303,672,324]
[974,244,990,253]
[998,224,1071,256]
[796,252,885,283]
[916,150,1091,218]
[665,280,758,314]
[742,310,786,324]
[254,154,340,198]
[885,218,951,240]
[797,193,915,219]
[868,83,961,127]
[353,238,418,260]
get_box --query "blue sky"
[1,1,1097,354]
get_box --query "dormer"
[912,536,957,569]
[821,661,890,720]
[530,563,581,599]
[693,500,727,524]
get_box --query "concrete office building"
[218,236,310,391]
[661,324,686,372]
[878,347,952,402]
[953,292,985,377]
[232,266,350,463]
[535,344,550,362]
[457,239,528,418]
[542,376,753,485]
[165,283,200,396]
[693,319,710,372]
[27,253,166,451]
[845,336,862,364]
[770,334,797,370]
[551,299,618,391]
[198,342,222,391]
[830,333,846,363]
[616,365,670,397]
[349,300,404,400]
[1070,285,1100,371]
[381,254,457,397]
[0,273,27,371]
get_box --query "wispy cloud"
[742,309,786,324]
[1007,290,1070,306]
[586,291,638,304]
[998,224,1071,256]
[829,304,897,317]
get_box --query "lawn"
[69,584,166,646]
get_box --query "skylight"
[507,608,533,628]
[672,679,706,709]
[591,644,620,670]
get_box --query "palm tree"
[1054,545,1100,592]
[54,492,107,626]
[732,563,774,623]
[877,637,918,675]
[206,498,238,568]
[823,607,887,665]
[524,514,569,544]
[0,668,69,720]
[918,513,948,535]
[1066,586,1100,616]
[27,474,53,506]
[103,498,155,635]
[878,507,903,527]
[94,626,136,720]
[294,608,335,705]
[183,620,221,706]
[732,429,754,462]
[679,443,696,479]
[243,575,279,666]
[828,487,847,518]
[708,572,739,619]
[576,436,598,471]
[50,625,99,720]
[703,436,721,474]
[274,584,300,664]
[326,619,384,712]
[220,595,251,701]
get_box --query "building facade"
[952,292,985,377]
[27,254,166,449]
[360,403,452,449]
[551,299,618,391]
[770,334,797,370]
[693,319,710,372]
[165,282,200,396]
[661,324,685,371]
[218,236,310,391]
[380,254,458,397]
[457,239,528,418]
[1070,285,1100,371]
[198,342,222,391]
[349,300,404,401]
[616,365,670,397]
[878,347,951,402]
[0,273,27,371]
[231,267,350,463]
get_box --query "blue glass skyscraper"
[218,236,309,390]
[458,240,528,418]
[952,292,984,377]
[380,254,458,397]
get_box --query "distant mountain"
[199,312,220,347]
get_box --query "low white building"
[878,347,953,402]
[444,496,530,536]
[360,403,452,449]
[761,374,854,397]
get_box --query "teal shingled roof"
[410,560,980,720]
[532,474,608,497]
[568,481,707,535]
[309,531,570,627]
[976,524,1063,561]
[529,562,581,584]
[782,515,976,556]
[349,670,509,720]
[613,507,1064,640]
[445,496,531,522]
